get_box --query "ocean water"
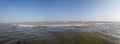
[0,23,120,44]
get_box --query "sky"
[0,0,120,23]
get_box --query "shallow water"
[0,23,120,44]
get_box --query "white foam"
[13,24,36,27]
[12,24,89,28]
[39,24,88,27]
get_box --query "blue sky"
[0,0,120,22]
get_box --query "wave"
[12,24,90,28]
[0,23,120,44]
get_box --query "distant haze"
[0,0,120,23]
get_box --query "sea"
[0,22,120,44]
